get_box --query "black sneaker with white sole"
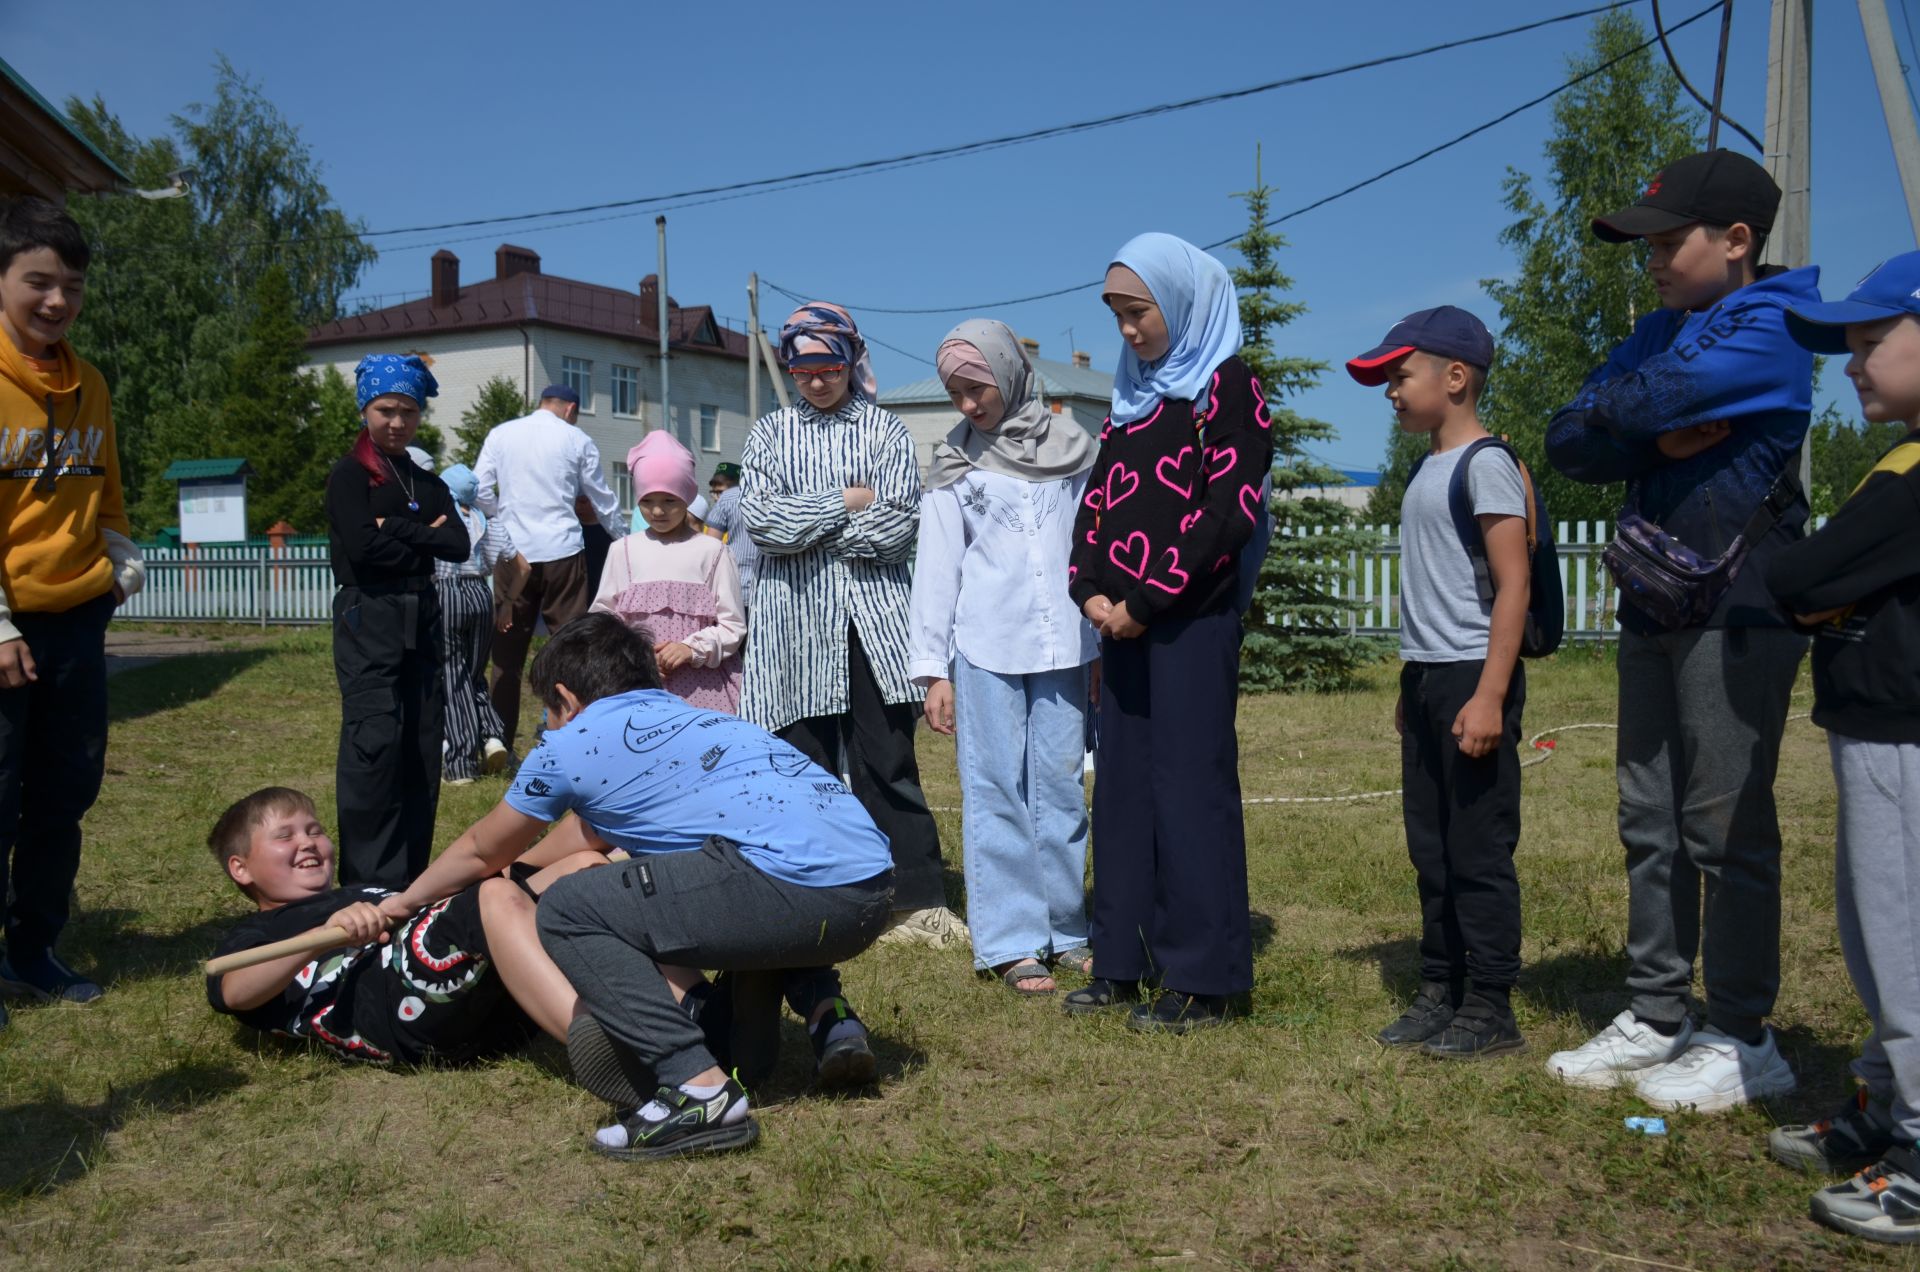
[592,1078,759,1161]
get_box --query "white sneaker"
[1546,1010,1693,1089]
[1633,1026,1797,1113]
[482,738,510,774]
[873,906,971,950]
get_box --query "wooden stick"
[204,925,349,977]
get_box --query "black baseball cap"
[1591,149,1781,243]
[1346,306,1495,386]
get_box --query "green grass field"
[1,627,1914,1269]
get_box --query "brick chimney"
[1019,336,1041,361]
[494,244,541,280]
[1072,350,1091,368]
[430,250,459,307]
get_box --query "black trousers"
[332,585,445,888]
[489,552,590,750]
[1090,608,1252,996]
[1399,659,1526,993]
[777,626,946,912]
[0,590,112,953]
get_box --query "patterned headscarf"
[353,353,439,410]
[777,302,878,400]
[924,319,1097,490]
[1104,233,1243,424]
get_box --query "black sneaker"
[591,1078,759,1161]
[0,949,102,1005]
[1421,997,1526,1060]
[1062,977,1142,1017]
[810,997,876,1089]
[1126,990,1231,1034]
[722,971,784,1090]
[1376,982,1457,1048]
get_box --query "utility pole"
[1763,0,1813,488]
[656,216,672,441]
[1860,0,1920,243]
[748,275,791,409]
[747,273,761,425]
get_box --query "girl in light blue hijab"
[1061,231,1274,1031]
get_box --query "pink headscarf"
[936,339,995,388]
[626,430,697,505]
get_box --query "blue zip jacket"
[1545,265,1821,630]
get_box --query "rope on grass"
[925,714,1814,813]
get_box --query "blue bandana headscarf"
[440,463,479,507]
[1105,233,1243,424]
[354,354,440,410]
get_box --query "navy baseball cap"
[1786,252,1920,353]
[539,384,581,405]
[1346,306,1495,386]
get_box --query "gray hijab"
[924,318,1098,491]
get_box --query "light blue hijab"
[1106,233,1243,424]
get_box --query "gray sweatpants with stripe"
[1831,732,1920,1145]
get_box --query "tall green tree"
[1233,150,1382,693]
[454,376,529,466]
[1808,400,1904,519]
[1367,12,1702,524]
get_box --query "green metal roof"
[0,54,131,188]
[162,457,253,481]
[881,354,1113,407]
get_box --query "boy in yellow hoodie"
[0,197,143,1025]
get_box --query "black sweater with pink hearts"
[1068,355,1274,625]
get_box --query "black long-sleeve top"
[325,451,469,589]
[1068,355,1273,624]
[1764,430,1920,743]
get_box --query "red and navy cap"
[1785,252,1920,353]
[1592,149,1780,243]
[1345,306,1495,386]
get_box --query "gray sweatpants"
[1617,625,1806,1039]
[1831,733,1920,1144]
[537,837,893,1086]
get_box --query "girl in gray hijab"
[906,319,1100,995]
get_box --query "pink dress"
[590,528,747,712]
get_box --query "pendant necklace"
[384,453,421,512]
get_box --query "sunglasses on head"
[788,363,848,382]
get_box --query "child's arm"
[681,546,747,666]
[739,419,852,555]
[830,418,922,565]
[373,481,470,562]
[588,537,632,616]
[1453,513,1529,758]
[1765,450,1920,619]
[1067,431,1112,613]
[906,487,962,685]
[378,801,549,921]
[514,813,612,870]
[326,467,427,572]
[213,899,391,1012]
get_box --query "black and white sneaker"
[1771,1086,1896,1175]
[592,1077,758,1161]
[1810,1144,1920,1245]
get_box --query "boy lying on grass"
[204,786,601,1066]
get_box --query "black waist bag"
[1602,464,1800,630]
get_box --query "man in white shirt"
[473,384,626,748]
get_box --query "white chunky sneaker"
[1547,1010,1693,1089]
[482,738,510,774]
[1634,1026,1797,1113]
[873,906,971,950]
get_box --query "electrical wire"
[769,0,1727,318]
[1650,0,1763,152]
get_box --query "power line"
[109,2,1639,258]
[768,0,1725,319]
[1650,0,1763,151]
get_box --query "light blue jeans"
[952,653,1092,970]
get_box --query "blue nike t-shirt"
[504,689,893,889]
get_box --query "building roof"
[308,246,749,360]
[881,352,1113,407]
[0,55,130,200]
[163,457,253,481]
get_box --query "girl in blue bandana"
[1064,234,1274,1032]
[323,354,469,887]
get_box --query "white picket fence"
[117,525,1642,637]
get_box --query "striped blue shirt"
[738,395,920,733]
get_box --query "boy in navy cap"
[1544,151,1821,1110]
[1764,252,1920,1246]
[1348,306,1533,1058]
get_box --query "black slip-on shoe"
[1126,990,1231,1034]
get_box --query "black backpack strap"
[1445,438,1518,602]
[1738,448,1804,545]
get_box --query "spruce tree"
[1232,148,1381,693]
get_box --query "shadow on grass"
[107,648,274,724]
[0,1058,247,1199]
[1339,937,1641,1029]
[63,909,237,990]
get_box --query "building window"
[699,404,720,452]
[561,355,592,412]
[611,364,641,417]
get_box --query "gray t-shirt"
[1399,442,1528,663]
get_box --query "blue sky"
[11,0,1916,468]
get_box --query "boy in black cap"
[1544,150,1822,1110]
[1348,306,1533,1058]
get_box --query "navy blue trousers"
[1089,608,1252,996]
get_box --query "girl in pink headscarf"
[590,431,746,712]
